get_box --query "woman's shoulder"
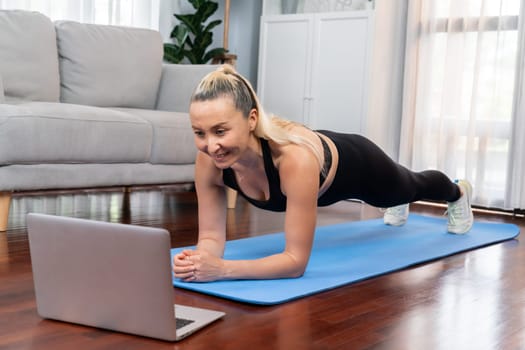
[269,124,318,151]
[269,132,319,169]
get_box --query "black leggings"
[317,131,461,208]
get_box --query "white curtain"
[506,0,525,209]
[365,0,408,159]
[400,0,522,209]
[0,0,160,29]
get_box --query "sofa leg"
[122,187,131,224]
[226,188,237,209]
[0,192,12,232]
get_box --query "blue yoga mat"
[171,214,519,305]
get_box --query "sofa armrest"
[155,63,217,113]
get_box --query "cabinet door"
[309,12,373,134]
[257,15,314,124]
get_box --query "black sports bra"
[222,134,332,212]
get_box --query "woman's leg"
[318,132,462,208]
[350,135,461,207]
[333,133,472,233]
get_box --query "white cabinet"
[257,15,314,125]
[257,10,374,134]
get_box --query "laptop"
[26,213,225,341]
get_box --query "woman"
[173,65,473,282]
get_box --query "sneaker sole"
[384,219,407,226]
[447,180,473,234]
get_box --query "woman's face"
[189,96,257,169]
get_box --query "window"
[0,0,160,29]
[404,0,520,208]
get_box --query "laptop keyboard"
[176,317,195,329]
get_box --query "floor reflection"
[8,187,198,230]
[389,243,525,350]
[0,232,8,273]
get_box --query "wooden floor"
[1,186,524,350]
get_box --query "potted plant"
[164,0,227,64]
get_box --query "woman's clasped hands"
[173,249,225,282]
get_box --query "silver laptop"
[26,213,225,341]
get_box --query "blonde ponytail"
[191,65,324,173]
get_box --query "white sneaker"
[383,204,409,226]
[447,179,473,234]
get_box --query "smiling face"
[190,96,258,169]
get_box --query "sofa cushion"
[115,108,197,165]
[0,10,60,102]
[56,21,163,109]
[156,64,217,113]
[0,102,152,165]
[0,163,195,191]
[0,74,4,103]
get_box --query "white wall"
[158,0,178,42]
[223,0,262,88]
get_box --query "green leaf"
[174,13,199,34]
[195,31,213,51]
[203,19,222,33]
[184,50,199,64]
[188,0,206,10]
[163,43,184,63]
[203,47,228,63]
[195,1,218,23]
[167,1,223,65]
[170,24,185,39]
[173,25,189,45]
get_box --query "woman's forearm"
[177,247,308,282]
[221,251,307,280]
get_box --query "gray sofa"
[0,9,217,231]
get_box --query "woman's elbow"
[289,270,305,278]
[282,252,308,278]
[288,263,307,278]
